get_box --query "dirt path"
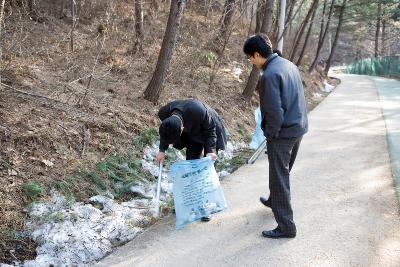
[96,75,400,267]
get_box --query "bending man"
[156,99,228,221]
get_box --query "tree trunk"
[260,0,275,33]
[242,66,260,100]
[381,18,386,56]
[60,0,65,18]
[374,0,382,58]
[296,4,317,66]
[70,0,75,52]
[143,0,186,103]
[242,0,275,101]
[248,1,255,36]
[215,0,236,48]
[255,0,264,33]
[317,0,327,49]
[271,0,279,40]
[289,0,319,62]
[134,0,144,52]
[285,0,294,20]
[275,0,287,50]
[0,0,6,84]
[276,0,307,51]
[309,0,335,73]
[324,0,346,74]
[0,0,5,41]
[285,0,306,27]
[278,0,295,41]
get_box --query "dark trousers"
[173,132,207,160]
[266,136,302,235]
[185,140,205,160]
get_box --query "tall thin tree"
[216,0,236,50]
[70,0,76,52]
[324,0,347,73]
[271,0,280,39]
[375,0,382,57]
[309,0,335,73]
[255,0,263,32]
[247,0,255,36]
[276,0,307,50]
[296,4,317,66]
[0,0,5,42]
[0,0,6,84]
[289,0,319,62]
[260,0,275,32]
[134,0,144,53]
[143,0,186,103]
[381,17,386,56]
[242,0,275,101]
[276,0,288,51]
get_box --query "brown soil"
[0,1,332,263]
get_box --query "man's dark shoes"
[262,227,296,239]
[201,216,211,222]
[259,197,271,208]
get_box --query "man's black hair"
[159,115,182,144]
[243,33,273,58]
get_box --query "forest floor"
[0,1,336,263]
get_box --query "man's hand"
[156,152,166,164]
[206,152,217,161]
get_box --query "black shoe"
[201,216,211,222]
[262,227,296,239]
[259,196,271,208]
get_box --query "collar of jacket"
[261,53,279,71]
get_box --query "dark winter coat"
[158,99,228,153]
[260,54,308,139]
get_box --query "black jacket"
[260,54,308,139]
[158,99,227,153]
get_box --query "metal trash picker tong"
[247,139,267,164]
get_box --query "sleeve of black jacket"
[261,73,284,139]
[201,109,217,153]
[158,103,172,152]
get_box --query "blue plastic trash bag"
[249,107,266,149]
[169,157,227,229]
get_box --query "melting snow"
[4,140,245,266]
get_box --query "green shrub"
[22,181,44,199]
[204,51,217,65]
[133,128,159,151]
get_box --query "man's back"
[260,55,308,139]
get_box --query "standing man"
[243,34,308,238]
[155,99,228,221]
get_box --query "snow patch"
[323,81,335,93]
[6,140,245,266]
[17,191,152,267]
